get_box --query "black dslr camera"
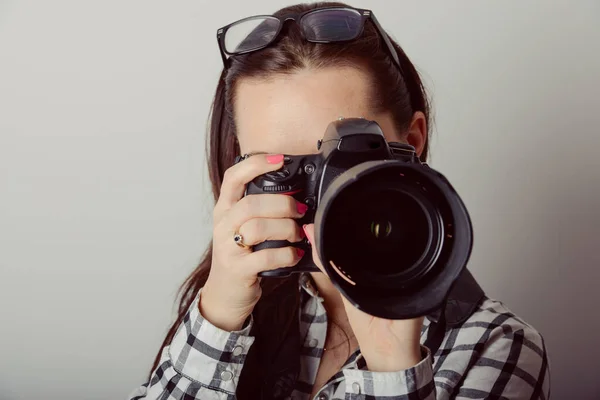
[239,118,472,319]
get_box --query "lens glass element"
[323,173,433,283]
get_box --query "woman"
[129,2,550,399]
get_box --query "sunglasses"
[216,6,402,74]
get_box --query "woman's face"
[234,66,425,157]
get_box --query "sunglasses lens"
[224,16,280,54]
[301,8,363,41]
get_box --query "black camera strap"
[423,269,486,357]
[424,300,447,357]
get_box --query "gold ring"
[233,232,250,250]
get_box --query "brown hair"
[148,0,431,389]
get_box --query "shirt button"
[318,393,328,400]
[220,370,233,381]
[232,345,243,356]
[308,338,319,347]
[352,382,361,394]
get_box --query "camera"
[238,117,473,319]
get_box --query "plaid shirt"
[128,272,550,399]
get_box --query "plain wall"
[1,1,599,399]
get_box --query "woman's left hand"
[303,223,425,372]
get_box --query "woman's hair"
[148,0,430,380]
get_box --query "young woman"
[128,2,550,399]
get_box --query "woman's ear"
[406,111,427,157]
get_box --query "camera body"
[245,117,420,269]
[239,118,472,319]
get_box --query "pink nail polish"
[296,248,305,257]
[266,154,284,164]
[297,202,308,214]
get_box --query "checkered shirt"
[128,272,550,399]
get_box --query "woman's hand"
[302,223,424,372]
[199,154,308,332]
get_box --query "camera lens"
[325,185,431,276]
[359,189,429,273]
[314,159,472,319]
[320,165,443,288]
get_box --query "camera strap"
[424,300,447,357]
[424,269,485,356]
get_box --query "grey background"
[1,1,599,399]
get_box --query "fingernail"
[302,224,311,244]
[296,248,305,257]
[299,226,306,239]
[297,202,308,214]
[266,154,284,164]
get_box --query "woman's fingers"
[238,218,304,246]
[217,154,285,211]
[246,246,304,276]
[302,223,326,273]
[223,194,308,232]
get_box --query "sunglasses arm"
[217,30,228,67]
[369,13,403,72]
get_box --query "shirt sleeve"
[341,346,436,399]
[435,324,551,399]
[126,288,256,400]
[341,323,550,399]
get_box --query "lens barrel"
[314,160,472,319]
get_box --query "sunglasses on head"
[216,6,402,74]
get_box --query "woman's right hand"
[199,154,308,332]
